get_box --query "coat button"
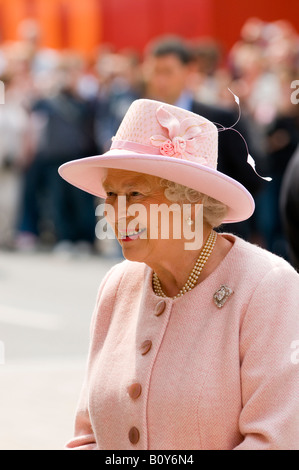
[128,383,142,400]
[155,300,166,316]
[129,426,140,445]
[140,339,152,355]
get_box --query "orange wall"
[0,0,298,59]
[0,0,102,60]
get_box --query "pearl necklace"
[152,230,218,299]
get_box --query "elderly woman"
[59,99,299,450]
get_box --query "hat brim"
[58,150,255,223]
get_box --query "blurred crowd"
[0,17,299,267]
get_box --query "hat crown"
[112,99,218,169]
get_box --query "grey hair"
[159,178,228,228]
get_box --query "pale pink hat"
[59,99,255,223]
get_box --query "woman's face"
[102,169,196,264]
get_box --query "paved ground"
[0,248,121,450]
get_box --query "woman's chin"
[119,238,147,262]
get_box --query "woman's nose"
[115,195,128,220]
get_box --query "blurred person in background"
[259,79,299,258]
[229,27,281,126]
[229,18,299,257]
[190,38,233,107]
[0,38,39,250]
[15,54,99,255]
[95,49,142,152]
[142,35,263,240]
[280,145,299,271]
[259,21,299,258]
[16,18,60,81]
[0,72,31,249]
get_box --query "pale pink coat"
[66,235,299,450]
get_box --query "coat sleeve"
[65,378,98,450]
[234,266,299,450]
[65,263,122,450]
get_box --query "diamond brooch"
[213,285,233,308]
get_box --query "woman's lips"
[119,228,147,242]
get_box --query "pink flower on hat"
[160,139,176,157]
[150,106,206,159]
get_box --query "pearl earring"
[186,217,194,226]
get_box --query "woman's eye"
[105,191,143,199]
